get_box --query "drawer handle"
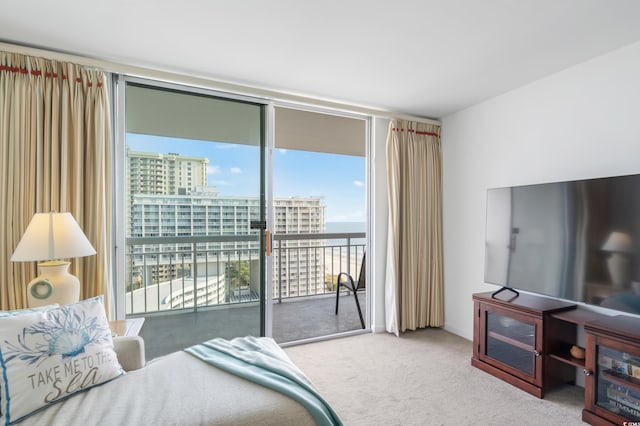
[583,369,592,376]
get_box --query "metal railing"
[273,232,365,303]
[124,232,365,316]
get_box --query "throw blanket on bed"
[185,336,342,426]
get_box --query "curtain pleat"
[385,119,443,335]
[0,51,112,311]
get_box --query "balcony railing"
[273,233,365,303]
[124,232,365,316]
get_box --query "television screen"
[484,174,640,314]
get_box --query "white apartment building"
[127,149,208,196]
[127,193,326,309]
[272,197,326,299]
[125,150,326,313]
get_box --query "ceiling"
[3,0,640,119]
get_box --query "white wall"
[441,40,640,340]
[371,117,391,332]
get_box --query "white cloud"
[353,180,364,187]
[230,167,242,174]
[207,165,221,175]
[278,149,287,155]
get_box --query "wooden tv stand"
[472,292,579,398]
[472,291,640,425]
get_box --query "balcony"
[124,232,366,360]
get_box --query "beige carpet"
[285,328,585,426]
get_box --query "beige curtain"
[0,51,112,311]
[385,119,443,335]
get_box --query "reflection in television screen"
[484,173,640,315]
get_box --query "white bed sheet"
[22,350,315,425]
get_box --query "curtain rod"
[0,41,440,126]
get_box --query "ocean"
[324,221,366,247]
[324,221,366,234]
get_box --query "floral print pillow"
[0,304,59,418]
[0,296,124,424]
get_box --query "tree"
[226,261,251,290]
[325,273,338,291]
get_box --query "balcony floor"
[138,291,367,360]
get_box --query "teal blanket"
[185,336,343,426]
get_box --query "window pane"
[123,81,263,360]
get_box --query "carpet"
[285,328,585,426]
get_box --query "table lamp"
[11,212,96,307]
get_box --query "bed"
[24,346,318,425]
[0,299,340,426]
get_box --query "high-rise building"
[125,149,326,313]
[127,149,208,197]
[126,149,209,238]
[272,197,326,298]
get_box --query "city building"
[127,149,208,197]
[125,150,326,313]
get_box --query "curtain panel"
[385,119,443,335]
[0,51,112,311]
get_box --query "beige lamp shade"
[11,212,96,262]
[601,231,633,253]
[11,212,96,307]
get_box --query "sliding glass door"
[271,106,368,343]
[116,78,266,359]
[115,78,371,355]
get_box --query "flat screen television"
[484,173,640,314]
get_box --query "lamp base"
[607,253,631,288]
[27,261,80,308]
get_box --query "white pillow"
[0,304,59,417]
[0,304,59,317]
[0,296,124,424]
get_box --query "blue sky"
[127,134,366,222]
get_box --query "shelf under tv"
[473,291,640,425]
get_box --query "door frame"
[113,76,372,340]
[113,75,271,337]
[269,100,372,342]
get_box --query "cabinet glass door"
[595,345,640,421]
[486,311,536,376]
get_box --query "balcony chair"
[335,254,365,329]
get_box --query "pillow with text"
[0,296,124,424]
